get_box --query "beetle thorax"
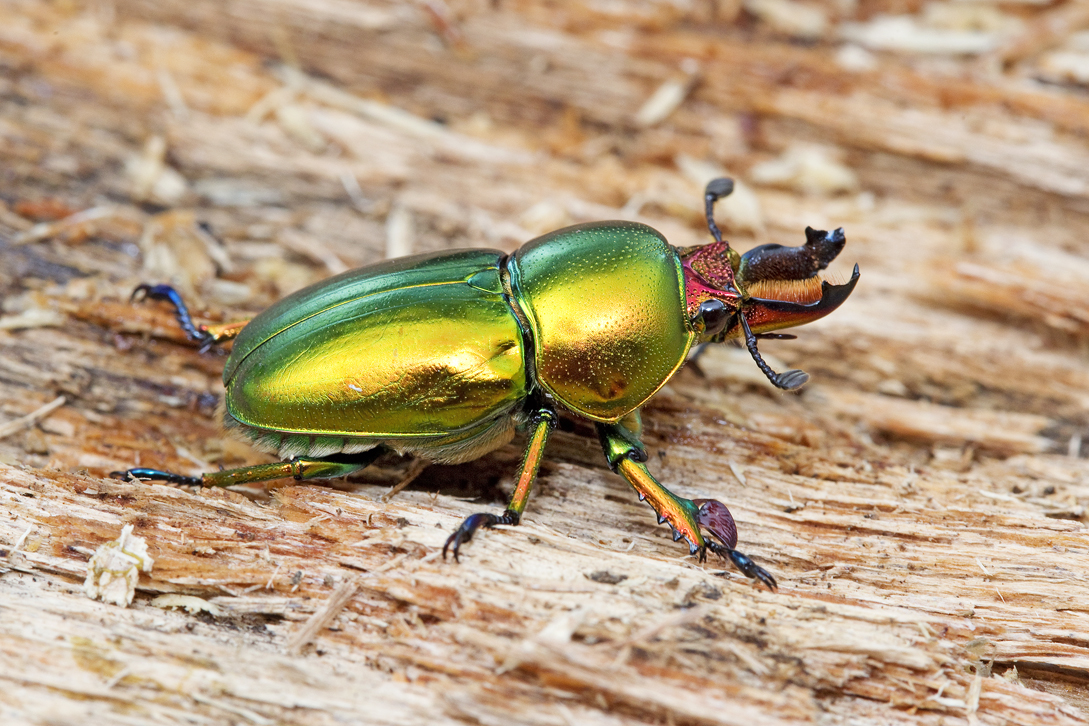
[507,221,695,423]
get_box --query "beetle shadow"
[325,414,605,504]
[375,447,523,505]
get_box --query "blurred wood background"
[3,0,1089,723]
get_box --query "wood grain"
[1,1,1088,724]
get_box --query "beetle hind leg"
[443,407,555,562]
[131,283,246,349]
[109,467,201,486]
[111,448,387,488]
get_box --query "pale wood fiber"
[1,1,1088,724]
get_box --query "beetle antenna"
[739,313,809,391]
[704,178,734,245]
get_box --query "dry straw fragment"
[0,396,66,440]
[285,577,360,654]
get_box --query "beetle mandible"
[113,178,858,590]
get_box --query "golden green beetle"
[114,179,858,589]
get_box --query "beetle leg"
[506,409,555,519]
[108,467,201,486]
[707,541,778,592]
[596,421,705,556]
[442,511,516,563]
[694,499,777,591]
[110,449,387,487]
[131,283,247,349]
[201,321,248,346]
[444,408,555,562]
[686,342,711,377]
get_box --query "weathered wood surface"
[2,0,1089,723]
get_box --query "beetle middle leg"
[443,407,556,562]
[111,448,388,488]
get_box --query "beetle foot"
[110,467,202,486]
[131,283,215,347]
[443,509,519,562]
[707,541,778,591]
[694,498,776,591]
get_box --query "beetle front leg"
[695,499,777,591]
[444,408,555,562]
[707,541,778,591]
[596,419,705,556]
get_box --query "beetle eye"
[694,299,730,336]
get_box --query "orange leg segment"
[443,407,556,561]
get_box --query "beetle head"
[682,178,860,390]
